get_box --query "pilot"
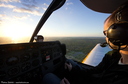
[43,1,128,84]
[34,35,44,42]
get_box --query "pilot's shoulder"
[106,50,113,56]
[105,50,119,59]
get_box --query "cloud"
[13,15,27,20]
[16,0,44,15]
[42,3,49,11]
[0,20,2,24]
[0,0,44,16]
[65,7,68,10]
[65,1,73,10]
[0,14,5,24]
[0,3,15,8]
[0,14,13,22]
[66,2,73,5]
[0,0,20,3]
[0,14,6,17]
[43,8,47,11]
[22,3,39,9]
[43,3,49,7]
[13,7,43,16]
[21,0,36,4]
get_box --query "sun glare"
[2,20,32,42]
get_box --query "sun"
[2,20,32,42]
[6,27,23,40]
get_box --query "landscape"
[0,37,106,62]
[46,37,106,62]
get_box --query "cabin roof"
[81,0,128,13]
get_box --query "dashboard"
[0,41,66,83]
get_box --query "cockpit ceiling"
[80,0,128,13]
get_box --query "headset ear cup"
[107,23,128,46]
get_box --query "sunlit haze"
[0,0,110,43]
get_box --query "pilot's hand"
[60,78,70,84]
[65,62,72,71]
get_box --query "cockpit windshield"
[0,0,109,44]
[0,0,52,44]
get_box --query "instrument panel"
[0,41,66,82]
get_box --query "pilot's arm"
[63,53,115,84]
[65,51,115,76]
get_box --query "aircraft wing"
[82,43,112,66]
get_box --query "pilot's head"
[34,35,44,42]
[104,1,128,50]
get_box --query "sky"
[0,0,110,42]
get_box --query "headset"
[107,23,128,46]
[105,5,128,49]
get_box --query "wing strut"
[29,0,66,42]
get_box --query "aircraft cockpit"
[0,0,67,83]
[1,0,128,84]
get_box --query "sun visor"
[80,0,128,13]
